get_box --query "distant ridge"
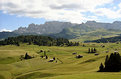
[0,32,18,39]
[13,21,76,34]
[1,21,121,40]
[13,21,121,35]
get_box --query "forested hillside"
[85,35,121,43]
[0,32,18,39]
[0,35,79,46]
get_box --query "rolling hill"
[0,43,121,79]
[85,35,121,43]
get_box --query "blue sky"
[0,11,46,31]
[0,0,121,31]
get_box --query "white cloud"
[119,3,121,8]
[0,0,118,23]
[117,3,121,14]
[93,8,121,19]
[0,29,12,32]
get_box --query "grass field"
[0,43,121,79]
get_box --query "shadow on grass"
[0,57,19,64]
[0,75,5,79]
[16,72,60,79]
[80,56,105,64]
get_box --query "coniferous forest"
[85,35,121,43]
[0,35,79,46]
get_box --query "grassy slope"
[70,29,121,42]
[0,43,121,79]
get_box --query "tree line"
[85,36,121,43]
[0,35,79,46]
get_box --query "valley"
[1,0,121,79]
[0,43,121,79]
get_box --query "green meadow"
[0,43,121,79]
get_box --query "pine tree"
[99,63,104,72]
[15,42,20,46]
[45,56,48,59]
[91,48,94,53]
[25,53,28,59]
[88,48,91,53]
[93,48,96,53]
[28,41,31,45]
[105,55,109,66]
[44,51,46,56]
[24,53,31,59]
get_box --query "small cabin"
[72,52,77,55]
[95,53,99,56]
[48,59,54,62]
[76,55,83,58]
[106,51,109,53]
[114,51,118,53]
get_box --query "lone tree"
[44,51,46,56]
[45,55,48,59]
[24,53,32,59]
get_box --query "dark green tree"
[24,53,31,59]
[99,63,104,72]
[98,52,121,72]
[91,48,94,53]
[93,48,97,53]
[88,48,91,53]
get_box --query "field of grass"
[0,43,121,79]
[70,28,121,42]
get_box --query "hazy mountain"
[13,21,76,34]
[14,21,121,35]
[85,21,121,30]
[50,23,96,39]
[1,21,121,40]
[0,32,18,39]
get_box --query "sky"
[0,0,121,32]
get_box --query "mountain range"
[13,21,76,34]
[0,21,121,41]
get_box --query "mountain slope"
[50,24,96,39]
[13,21,76,34]
[85,21,121,30]
[0,32,19,39]
[13,21,121,35]
[50,23,121,40]
[85,35,121,43]
[1,21,121,40]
